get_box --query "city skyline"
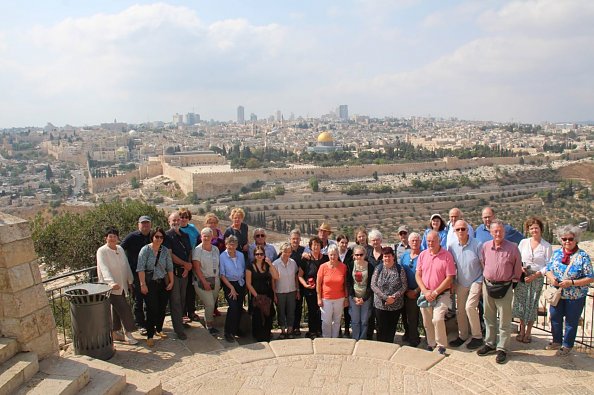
[1,1,593,128]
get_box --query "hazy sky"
[1,0,593,127]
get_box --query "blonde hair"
[204,212,219,225]
[229,208,245,220]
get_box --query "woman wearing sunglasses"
[246,245,279,342]
[137,227,174,347]
[346,245,374,340]
[545,225,593,356]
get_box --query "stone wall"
[0,212,59,360]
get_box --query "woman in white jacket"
[97,227,138,345]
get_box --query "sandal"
[515,334,525,342]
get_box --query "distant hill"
[558,162,594,186]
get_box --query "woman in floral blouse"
[545,225,593,356]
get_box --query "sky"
[0,0,593,127]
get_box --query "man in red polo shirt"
[416,231,456,355]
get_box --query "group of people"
[95,205,593,364]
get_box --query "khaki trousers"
[420,292,451,348]
[483,282,513,352]
[456,282,483,340]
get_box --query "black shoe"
[426,346,434,352]
[338,329,343,338]
[139,328,148,336]
[208,327,220,335]
[177,332,187,340]
[466,338,484,350]
[408,340,421,348]
[477,344,496,356]
[449,337,466,347]
[344,329,350,338]
[438,346,446,355]
[225,334,235,343]
[293,328,301,336]
[496,350,507,364]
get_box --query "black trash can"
[65,283,115,360]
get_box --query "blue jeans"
[550,297,586,348]
[349,296,372,340]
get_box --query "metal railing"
[527,280,594,349]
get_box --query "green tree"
[31,200,168,274]
[309,176,319,192]
[130,177,140,189]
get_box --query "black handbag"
[484,279,512,299]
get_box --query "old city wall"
[189,156,526,198]
[88,162,163,193]
[162,163,194,194]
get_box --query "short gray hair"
[279,242,291,253]
[490,219,505,229]
[200,227,213,237]
[327,244,339,255]
[352,245,366,255]
[368,229,382,241]
[225,235,238,245]
[556,225,582,243]
[408,232,421,241]
[253,227,266,237]
[289,228,301,238]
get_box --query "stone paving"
[68,314,594,395]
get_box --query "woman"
[420,214,447,250]
[355,226,373,255]
[317,245,348,338]
[96,227,138,345]
[273,243,299,339]
[298,236,329,339]
[337,234,353,337]
[137,227,174,347]
[545,225,593,356]
[247,245,278,342]
[399,232,422,347]
[370,246,408,343]
[220,235,247,343]
[366,229,383,339]
[512,217,553,343]
[204,212,226,253]
[223,208,249,257]
[346,245,374,340]
[179,208,199,248]
[192,227,221,335]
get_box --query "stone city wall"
[88,162,163,193]
[186,156,527,198]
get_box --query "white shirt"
[97,244,134,296]
[192,244,220,278]
[273,257,298,293]
[518,238,553,274]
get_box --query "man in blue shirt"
[474,207,523,244]
[447,220,484,350]
[445,208,475,247]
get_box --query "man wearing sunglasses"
[447,220,484,350]
[247,228,278,264]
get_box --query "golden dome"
[317,131,334,143]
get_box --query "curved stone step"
[0,338,19,365]
[0,352,38,395]
[14,356,89,395]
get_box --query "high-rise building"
[250,113,258,122]
[338,105,349,122]
[173,113,183,125]
[185,112,199,125]
[237,106,245,123]
[276,110,282,122]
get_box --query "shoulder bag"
[543,256,574,307]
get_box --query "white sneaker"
[125,332,138,345]
[113,331,125,341]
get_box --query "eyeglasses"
[180,215,189,219]
[254,252,265,256]
[455,228,467,232]
[255,234,266,238]
[561,237,575,242]
[354,253,364,257]
[153,235,164,239]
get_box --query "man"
[474,207,523,244]
[395,225,411,264]
[164,212,193,340]
[247,228,278,263]
[416,231,456,355]
[288,229,306,335]
[477,219,522,364]
[304,223,337,257]
[121,215,152,333]
[447,220,484,350]
[445,208,475,247]
[179,208,200,322]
